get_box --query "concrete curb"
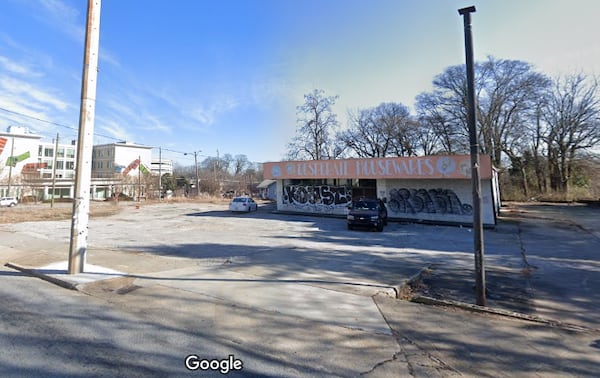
[4,262,133,293]
[411,295,599,333]
[8,260,597,334]
[5,262,78,290]
[397,264,599,333]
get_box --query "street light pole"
[458,5,486,306]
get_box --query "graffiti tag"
[282,185,352,212]
[387,188,473,215]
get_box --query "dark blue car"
[347,198,388,232]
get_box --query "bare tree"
[338,102,416,157]
[543,74,600,193]
[413,115,442,155]
[338,108,388,158]
[477,57,551,167]
[415,65,470,155]
[416,57,551,168]
[287,89,342,160]
[233,154,249,176]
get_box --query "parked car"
[229,196,258,212]
[347,198,388,232]
[0,196,18,207]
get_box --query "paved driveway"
[1,200,599,376]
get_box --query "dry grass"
[0,195,253,224]
[0,202,124,224]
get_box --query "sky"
[1,0,599,167]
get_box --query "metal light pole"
[68,0,101,275]
[458,5,486,306]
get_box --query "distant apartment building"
[1,126,160,201]
[92,141,152,179]
[37,139,77,179]
[151,159,173,176]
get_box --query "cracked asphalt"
[1,200,599,376]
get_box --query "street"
[1,201,599,376]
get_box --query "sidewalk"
[2,201,600,376]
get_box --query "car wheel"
[347,224,353,230]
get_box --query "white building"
[1,126,42,181]
[37,139,77,179]
[1,126,160,201]
[151,159,173,176]
[92,141,152,179]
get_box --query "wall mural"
[387,188,473,215]
[282,185,352,213]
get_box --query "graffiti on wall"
[387,188,473,215]
[283,185,352,213]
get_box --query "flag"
[0,137,7,155]
[139,163,149,174]
[6,151,30,167]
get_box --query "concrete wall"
[275,178,497,226]
[277,182,352,216]
[377,179,496,226]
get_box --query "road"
[1,200,599,376]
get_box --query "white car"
[0,196,18,207]
[229,196,257,212]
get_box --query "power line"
[0,106,125,144]
[0,106,214,163]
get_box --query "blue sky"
[1,0,599,167]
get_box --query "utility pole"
[51,133,59,208]
[458,5,486,306]
[184,150,201,196]
[194,151,200,196]
[7,137,14,197]
[158,147,162,200]
[137,155,141,201]
[68,0,101,275]
[215,149,220,193]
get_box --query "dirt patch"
[0,197,262,224]
[407,265,536,314]
[0,202,124,224]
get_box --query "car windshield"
[233,198,246,202]
[353,200,377,210]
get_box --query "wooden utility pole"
[137,155,141,201]
[68,0,101,274]
[7,137,14,196]
[158,147,162,200]
[51,133,59,208]
[458,6,486,306]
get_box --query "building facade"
[151,159,173,176]
[92,141,152,178]
[263,155,500,226]
[1,126,159,201]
